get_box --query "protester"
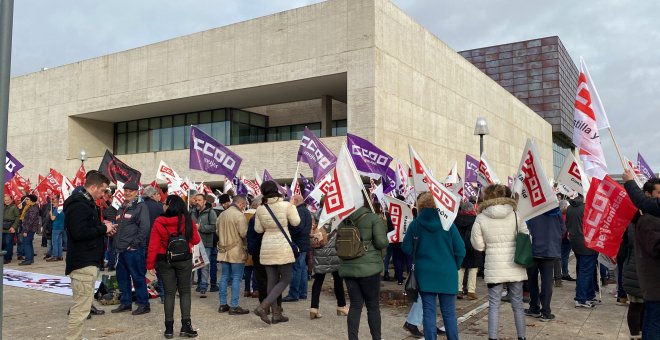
[48,203,65,261]
[207,193,230,292]
[283,194,312,302]
[524,207,565,322]
[102,189,118,271]
[64,170,115,340]
[216,195,250,315]
[191,193,217,298]
[566,194,599,309]
[142,186,165,300]
[111,181,151,315]
[253,181,301,324]
[557,199,575,282]
[622,219,644,340]
[402,192,465,340]
[3,194,20,264]
[471,184,528,340]
[338,201,388,340]
[18,194,40,266]
[41,196,54,259]
[243,202,258,298]
[455,200,482,300]
[309,216,348,319]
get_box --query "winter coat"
[625,181,660,217]
[634,213,660,301]
[246,215,263,256]
[113,200,150,252]
[255,197,301,265]
[526,207,565,259]
[289,204,312,253]
[313,230,341,274]
[194,207,217,248]
[40,203,53,238]
[402,208,466,294]
[622,223,642,298]
[21,204,41,234]
[2,203,20,231]
[64,190,106,275]
[143,197,164,229]
[455,211,483,269]
[566,196,597,256]
[338,207,389,279]
[216,205,248,264]
[146,215,200,270]
[471,197,529,284]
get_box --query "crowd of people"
[2,168,659,340]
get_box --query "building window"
[332,119,347,136]
[552,141,572,178]
[266,123,321,142]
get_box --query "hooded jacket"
[255,197,301,265]
[338,207,389,278]
[402,208,465,294]
[146,215,200,270]
[526,207,565,259]
[471,197,529,284]
[64,190,106,275]
[566,196,597,256]
[455,210,483,269]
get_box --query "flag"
[573,58,608,179]
[478,153,500,187]
[307,174,332,205]
[444,161,459,184]
[637,153,656,181]
[4,151,24,184]
[464,182,478,200]
[111,181,126,210]
[556,153,590,196]
[347,133,393,180]
[98,150,142,184]
[384,196,413,244]
[156,161,182,185]
[231,176,248,196]
[512,139,559,221]
[223,176,234,194]
[254,171,263,187]
[299,174,315,198]
[318,144,365,227]
[4,180,23,204]
[72,163,86,187]
[409,145,460,230]
[262,169,288,197]
[409,145,431,193]
[583,175,637,257]
[395,161,411,196]
[297,127,337,181]
[465,154,479,183]
[290,168,301,197]
[13,172,31,192]
[57,176,76,211]
[624,156,645,189]
[242,177,261,197]
[190,126,242,178]
[382,168,397,195]
[37,169,64,194]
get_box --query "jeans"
[617,265,626,299]
[392,246,405,283]
[644,300,660,340]
[527,258,555,314]
[22,232,35,262]
[406,295,423,326]
[287,253,308,299]
[116,249,150,306]
[199,247,213,292]
[244,266,257,292]
[420,291,458,340]
[106,236,116,268]
[210,247,218,287]
[345,274,381,340]
[488,282,525,339]
[458,268,478,293]
[311,271,346,309]
[383,245,393,274]
[561,239,571,277]
[264,264,293,305]
[219,262,245,307]
[157,259,193,322]
[575,254,598,303]
[51,229,64,258]
[2,232,14,261]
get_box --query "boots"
[179,319,198,338]
[253,301,272,325]
[271,305,289,324]
[164,321,174,339]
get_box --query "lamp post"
[79,149,87,164]
[474,117,489,156]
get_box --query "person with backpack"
[147,195,201,339]
[337,201,388,340]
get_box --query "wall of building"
[245,98,347,127]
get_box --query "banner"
[477,153,500,187]
[464,182,478,200]
[297,127,337,181]
[299,174,315,199]
[512,139,559,221]
[318,144,365,227]
[99,150,142,184]
[242,177,261,197]
[156,160,182,185]
[4,151,23,184]
[409,145,431,193]
[384,196,413,243]
[382,168,397,195]
[624,156,645,189]
[3,269,101,296]
[111,181,125,210]
[465,154,479,183]
[347,133,393,180]
[637,153,656,181]
[263,169,288,197]
[556,153,590,196]
[583,175,637,257]
[189,126,242,178]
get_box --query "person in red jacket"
[147,195,201,339]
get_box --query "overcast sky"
[8,0,659,173]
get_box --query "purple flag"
[263,169,288,196]
[296,127,336,181]
[299,174,315,198]
[231,176,248,196]
[190,126,242,178]
[638,153,656,180]
[382,168,397,194]
[5,151,24,184]
[347,133,393,179]
[465,154,479,183]
[464,181,478,200]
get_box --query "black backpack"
[163,224,191,263]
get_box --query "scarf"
[20,201,36,221]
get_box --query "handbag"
[404,234,420,303]
[513,212,534,268]
[265,204,300,258]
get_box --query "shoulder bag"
[404,233,420,303]
[265,204,300,258]
[513,211,534,268]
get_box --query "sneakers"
[575,301,596,309]
[228,306,250,315]
[589,298,602,305]
[282,296,299,302]
[540,313,555,322]
[402,322,423,339]
[524,309,541,318]
[209,286,219,292]
[523,293,531,303]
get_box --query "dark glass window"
[332,119,347,136]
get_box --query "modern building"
[8,0,553,186]
[459,36,578,177]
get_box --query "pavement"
[2,247,634,339]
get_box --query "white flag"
[409,145,460,230]
[581,58,610,130]
[514,139,559,221]
[318,144,365,227]
[444,161,459,184]
[308,173,332,204]
[409,145,431,193]
[556,153,590,196]
[223,176,234,194]
[478,153,500,187]
[112,181,125,210]
[291,168,301,197]
[156,161,182,185]
[384,196,413,243]
[254,170,263,187]
[57,176,76,212]
[624,156,645,189]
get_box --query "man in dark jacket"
[19,195,41,266]
[141,185,164,299]
[283,195,312,302]
[524,207,565,321]
[3,194,20,264]
[110,181,151,316]
[191,193,217,297]
[64,170,114,340]
[566,195,599,308]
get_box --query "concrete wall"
[245,98,347,127]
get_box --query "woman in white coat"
[471,184,529,340]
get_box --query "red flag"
[13,173,31,192]
[582,175,637,257]
[149,181,167,203]
[73,163,86,187]
[4,180,23,205]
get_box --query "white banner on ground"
[3,269,101,296]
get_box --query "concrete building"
[8,0,553,185]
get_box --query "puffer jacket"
[216,205,248,264]
[622,222,642,298]
[471,197,529,284]
[313,230,341,274]
[255,197,301,265]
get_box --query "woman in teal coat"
[403,192,465,340]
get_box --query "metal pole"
[479,134,484,156]
[0,1,15,338]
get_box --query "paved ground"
[2,247,634,339]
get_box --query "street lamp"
[79,149,87,164]
[474,117,489,156]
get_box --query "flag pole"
[606,128,627,171]
[342,142,375,213]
